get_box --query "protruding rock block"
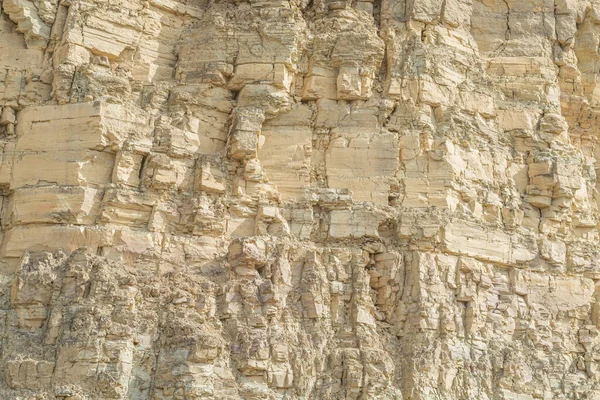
[442,220,537,265]
[7,186,102,225]
[16,102,148,152]
[227,237,267,272]
[337,65,373,100]
[195,160,226,194]
[229,108,265,160]
[328,208,383,239]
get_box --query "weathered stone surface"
[1,0,600,399]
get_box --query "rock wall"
[1,0,600,398]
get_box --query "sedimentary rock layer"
[1,0,600,398]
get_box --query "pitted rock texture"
[1,0,600,399]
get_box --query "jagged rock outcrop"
[1,0,600,398]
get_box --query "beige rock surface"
[1,0,600,398]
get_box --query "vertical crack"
[502,0,511,41]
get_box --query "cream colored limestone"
[1,0,600,399]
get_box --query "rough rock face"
[1,0,600,398]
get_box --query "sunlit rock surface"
[1,0,600,398]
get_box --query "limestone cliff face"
[1,0,600,399]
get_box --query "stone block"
[328,209,382,239]
[540,239,567,265]
[7,186,102,225]
[0,225,108,260]
[195,161,226,194]
[229,108,265,160]
[227,237,267,268]
[11,150,115,189]
[442,220,537,265]
[112,151,144,187]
